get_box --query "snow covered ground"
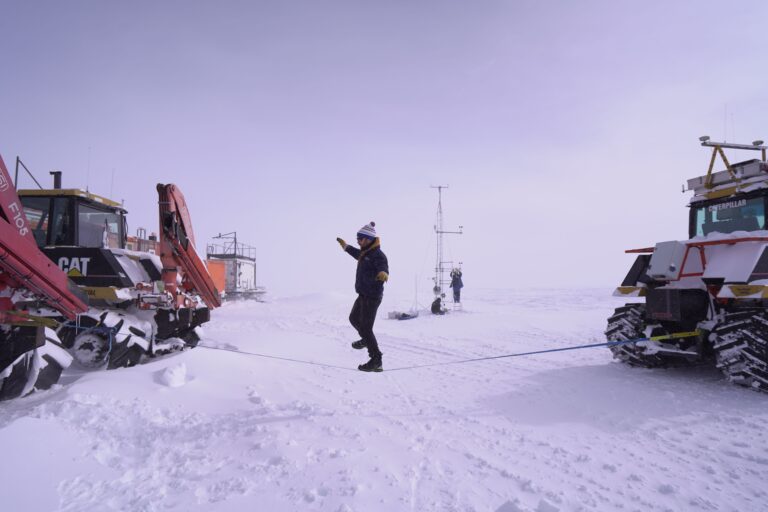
[1,288,767,512]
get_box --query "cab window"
[692,197,765,237]
[20,196,50,247]
[50,198,74,245]
[78,203,123,248]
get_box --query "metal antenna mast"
[431,185,462,297]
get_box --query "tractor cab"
[686,140,768,239]
[16,187,133,288]
[17,188,127,250]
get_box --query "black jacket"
[345,240,389,298]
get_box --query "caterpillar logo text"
[58,256,91,277]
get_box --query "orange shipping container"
[206,259,226,296]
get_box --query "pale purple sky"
[2,1,767,297]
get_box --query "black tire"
[57,311,149,370]
[711,310,768,391]
[180,327,201,347]
[107,329,145,370]
[0,349,33,400]
[0,327,71,401]
[605,303,668,367]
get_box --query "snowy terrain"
[1,288,767,512]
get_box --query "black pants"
[349,295,382,359]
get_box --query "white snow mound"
[160,363,187,388]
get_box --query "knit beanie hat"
[357,221,377,240]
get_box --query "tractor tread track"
[605,303,669,368]
[712,310,768,391]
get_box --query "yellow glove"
[336,237,347,250]
[376,271,389,282]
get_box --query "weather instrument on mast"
[430,185,462,297]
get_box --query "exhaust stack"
[50,171,62,189]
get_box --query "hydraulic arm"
[157,183,222,309]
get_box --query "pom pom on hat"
[357,221,377,240]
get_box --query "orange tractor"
[0,154,220,400]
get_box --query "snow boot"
[358,356,383,372]
[351,339,366,350]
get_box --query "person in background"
[431,295,445,315]
[336,222,389,372]
[450,268,463,303]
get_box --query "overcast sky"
[2,1,767,299]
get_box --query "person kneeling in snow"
[431,295,445,315]
[336,221,389,372]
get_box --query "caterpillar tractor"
[0,154,221,400]
[607,137,768,392]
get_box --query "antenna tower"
[430,185,462,297]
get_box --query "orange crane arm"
[157,183,222,309]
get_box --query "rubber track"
[711,310,768,391]
[605,303,668,368]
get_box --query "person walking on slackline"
[336,221,389,372]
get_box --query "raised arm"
[337,237,360,259]
[345,245,361,259]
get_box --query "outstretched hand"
[336,237,347,250]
